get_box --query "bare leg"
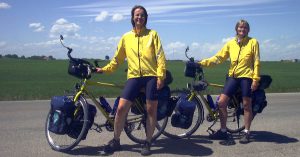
[145,100,158,142]
[242,97,253,131]
[113,98,132,140]
[218,94,230,130]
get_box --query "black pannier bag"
[48,96,75,134]
[68,59,91,79]
[252,89,267,113]
[258,75,272,90]
[171,92,196,129]
[131,93,146,115]
[252,75,272,113]
[164,70,173,85]
[130,85,176,121]
[157,86,172,121]
[67,104,97,140]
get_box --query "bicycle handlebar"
[59,35,98,75]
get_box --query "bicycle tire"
[124,106,168,144]
[227,109,257,133]
[162,89,204,139]
[45,96,89,151]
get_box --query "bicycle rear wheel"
[162,89,204,139]
[124,106,168,144]
[45,97,89,151]
[226,100,258,133]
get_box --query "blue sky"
[0,0,299,61]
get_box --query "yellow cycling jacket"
[199,36,260,82]
[102,27,166,81]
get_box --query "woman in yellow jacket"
[198,19,260,144]
[96,5,166,155]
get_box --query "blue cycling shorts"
[222,77,252,98]
[121,76,158,102]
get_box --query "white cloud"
[0,2,10,9]
[0,41,7,48]
[111,13,124,22]
[165,41,186,50]
[24,39,60,47]
[64,0,285,24]
[222,37,234,43]
[286,42,300,50]
[29,23,45,32]
[260,39,300,60]
[95,11,109,22]
[50,18,80,38]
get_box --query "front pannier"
[171,93,196,129]
[48,96,75,134]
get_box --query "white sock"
[244,129,250,134]
[220,128,227,132]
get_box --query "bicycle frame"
[72,78,124,126]
[72,77,147,131]
[186,77,242,134]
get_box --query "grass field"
[0,58,300,100]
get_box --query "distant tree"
[0,54,2,58]
[21,55,26,59]
[29,55,43,60]
[105,55,110,60]
[48,55,56,60]
[5,54,18,58]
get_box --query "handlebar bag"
[184,62,197,78]
[68,60,91,79]
[48,96,75,134]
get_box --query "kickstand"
[207,120,217,135]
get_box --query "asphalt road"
[0,93,299,157]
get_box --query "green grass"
[0,58,299,100]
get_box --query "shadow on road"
[250,131,299,143]
[64,135,213,156]
[224,130,299,145]
[152,135,213,156]
[62,131,298,156]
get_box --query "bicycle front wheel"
[124,107,168,144]
[45,97,89,151]
[162,89,204,139]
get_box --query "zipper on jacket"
[232,43,242,77]
[137,36,143,77]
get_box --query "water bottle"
[207,94,217,110]
[111,96,120,116]
[99,96,112,113]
